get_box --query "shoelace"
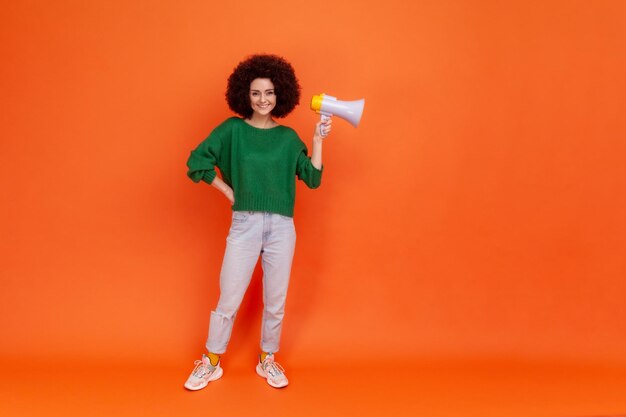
[263,359,285,378]
[192,359,214,378]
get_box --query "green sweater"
[187,117,323,217]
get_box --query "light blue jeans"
[206,211,296,354]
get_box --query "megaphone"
[310,94,365,128]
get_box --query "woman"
[184,54,331,390]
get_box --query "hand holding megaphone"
[310,94,365,138]
[315,117,332,138]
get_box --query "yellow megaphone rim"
[310,94,325,113]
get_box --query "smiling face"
[249,78,276,117]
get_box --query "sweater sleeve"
[186,130,222,185]
[296,149,323,189]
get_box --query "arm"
[187,131,221,184]
[296,119,332,189]
[187,123,233,204]
[311,118,332,169]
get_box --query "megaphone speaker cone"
[310,94,365,128]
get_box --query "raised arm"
[310,117,332,169]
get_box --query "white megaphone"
[310,94,365,130]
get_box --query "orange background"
[2,1,626,415]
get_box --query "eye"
[251,91,259,96]
[267,91,275,96]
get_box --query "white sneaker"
[256,353,289,388]
[184,354,223,391]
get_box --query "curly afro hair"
[226,54,301,119]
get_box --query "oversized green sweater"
[186,117,323,217]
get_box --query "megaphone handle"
[319,114,331,138]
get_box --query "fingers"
[225,188,235,205]
[317,118,332,138]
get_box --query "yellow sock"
[207,352,220,366]
[260,351,270,362]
